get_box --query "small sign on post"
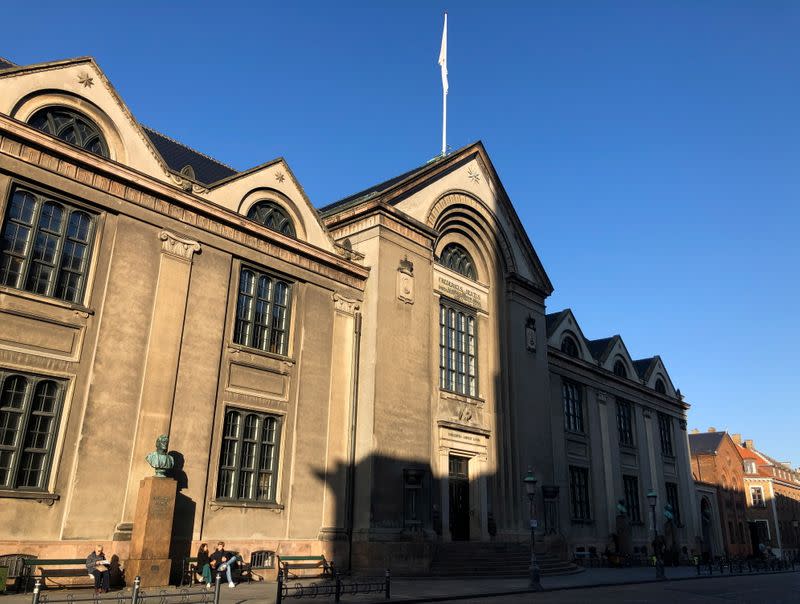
[530,519,538,529]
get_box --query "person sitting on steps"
[85,544,110,594]
[209,541,239,588]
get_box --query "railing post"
[695,559,700,575]
[31,578,41,604]
[334,570,341,603]
[385,568,390,600]
[131,576,141,604]
[275,569,283,604]
[213,572,221,604]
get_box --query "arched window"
[438,243,477,280]
[561,336,579,358]
[655,378,666,394]
[28,107,109,158]
[613,360,628,378]
[247,201,295,237]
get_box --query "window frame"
[750,485,765,508]
[437,243,478,281]
[616,399,635,446]
[214,407,283,505]
[246,201,296,237]
[560,335,580,358]
[665,481,682,526]
[562,378,584,434]
[613,359,628,378]
[0,370,65,493]
[438,297,478,398]
[568,465,591,522]
[658,412,674,457]
[27,106,110,158]
[622,474,642,523]
[0,185,98,305]
[232,263,293,358]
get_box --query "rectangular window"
[0,370,64,491]
[216,408,282,503]
[623,475,641,523]
[658,412,674,456]
[750,486,765,507]
[562,379,583,433]
[439,300,477,397]
[0,187,96,304]
[665,481,681,525]
[569,466,591,521]
[233,266,292,356]
[616,400,634,446]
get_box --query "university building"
[0,56,699,575]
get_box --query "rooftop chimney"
[708,427,716,433]
[744,439,754,449]
[732,434,742,445]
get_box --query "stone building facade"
[0,55,700,575]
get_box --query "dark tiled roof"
[586,337,614,360]
[632,357,654,379]
[141,125,237,185]
[545,311,566,337]
[689,432,726,455]
[0,57,17,70]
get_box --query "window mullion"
[17,195,43,296]
[232,416,245,501]
[46,206,69,298]
[10,378,35,489]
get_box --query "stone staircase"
[429,542,582,577]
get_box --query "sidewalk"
[2,567,795,604]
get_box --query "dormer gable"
[545,308,593,361]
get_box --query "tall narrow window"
[750,486,765,507]
[0,188,96,304]
[439,300,477,397]
[216,408,281,503]
[246,201,295,237]
[562,379,583,433]
[569,466,591,521]
[0,371,64,491]
[665,482,681,525]
[233,266,291,356]
[28,107,109,158]
[623,475,641,522]
[438,243,477,280]
[658,413,674,456]
[616,400,634,446]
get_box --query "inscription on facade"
[151,495,170,516]
[445,430,481,445]
[437,276,482,309]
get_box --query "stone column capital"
[159,230,200,261]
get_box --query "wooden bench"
[20,558,93,592]
[278,555,332,579]
[181,551,275,586]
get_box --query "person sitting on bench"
[209,541,238,588]
[85,544,110,594]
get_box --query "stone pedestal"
[126,477,177,587]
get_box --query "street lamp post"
[646,489,665,580]
[523,467,542,591]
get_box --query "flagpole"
[438,12,448,157]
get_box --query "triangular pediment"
[546,309,594,362]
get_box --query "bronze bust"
[145,434,174,478]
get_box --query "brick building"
[689,430,750,557]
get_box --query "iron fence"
[276,569,390,603]
[695,557,796,576]
[32,576,222,604]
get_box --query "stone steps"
[429,543,582,577]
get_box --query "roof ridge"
[140,124,237,172]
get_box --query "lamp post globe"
[523,467,542,591]
[646,489,665,579]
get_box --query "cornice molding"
[0,117,369,290]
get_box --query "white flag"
[438,13,448,96]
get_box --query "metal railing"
[32,575,222,604]
[276,569,390,603]
[695,557,797,576]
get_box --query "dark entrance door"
[449,455,470,541]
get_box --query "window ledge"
[209,499,284,511]
[565,430,587,439]
[0,285,94,316]
[0,490,60,505]
[439,390,485,405]
[227,344,295,365]
[570,518,594,525]
[619,443,638,451]
[662,454,676,461]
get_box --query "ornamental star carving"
[275,171,286,183]
[78,73,94,88]
[467,167,481,184]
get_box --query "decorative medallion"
[525,315,537,353]
[77,73,94,88]
[275,171,286,183]
[397,255,415,304]
[467,167,481,184]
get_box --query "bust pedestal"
[125,477,177,587]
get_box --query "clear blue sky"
[5,2,799,465]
